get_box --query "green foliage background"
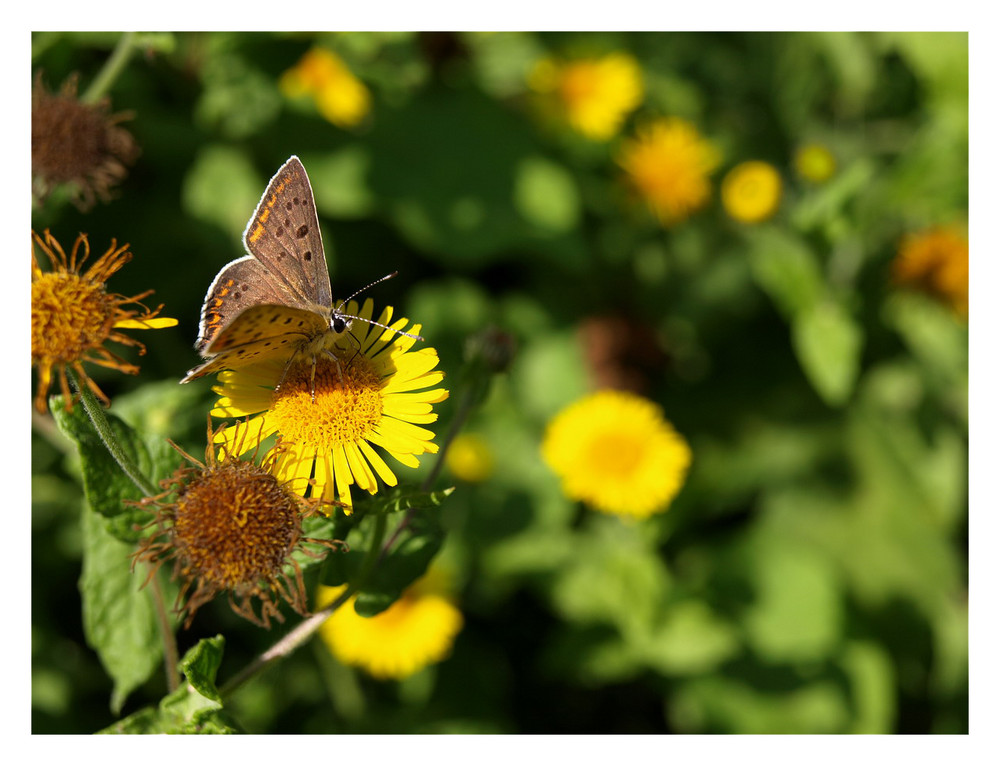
[31,31,967,734]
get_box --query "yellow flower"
[528,52,643,141]
[133,419,342,629]
[31,229,177,413]
[893,226,969,317]
[318,569,463,680]
[541,389,691,519]
[617,117,721,226]
[721,161,783,224]
[445,433,495,483]
[794,143,837,184]
[280,47,371,128]
[210,299,448,510]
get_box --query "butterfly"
[181,155,415,385]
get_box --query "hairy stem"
[81,32,138,105]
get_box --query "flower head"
[528,52,643,141]
[210,299,448,510]
[721,160,783,224]
[318,569,463,680]
[892,225,969,317]
[31,73,139,210]
[794,143,837,184]
[31,229,177,413]
[617,117,720,226]
[445,433,495,483]
[280,47,371,128]
[542,389,691,519]
[133,420,342,629]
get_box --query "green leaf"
[513,156,581,233]
[80,505,162,715]
[51,396,155,531]
[791,300,864,406]
[182,145,263,239]
[177,635,226,703]
[354,504,446,617]
[747,226,825,319]
[302,146,375,219]
[99,637,237,734]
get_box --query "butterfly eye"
[332,315,348,334]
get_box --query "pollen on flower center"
[31,271,114,363]
[270,355,384,449]
[172,461,300,589]
[588,432,643,477]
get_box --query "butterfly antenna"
[335,271,399,313]
[335,271,424,341]
[341,313,424,342]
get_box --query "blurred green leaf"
[841,641,895,734]
[791,300,864,406]
[80,505,162,715]
[302,146,375,219]
[747,227,825,319]
[743,542,843,663]
[195,52,282,139]
[642,601,740,675]
[182,145,262,240]
[513,156,581,232]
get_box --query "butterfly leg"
[273,353,300,396]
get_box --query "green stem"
[219,509,389,699]
[71,371,159,497]
[149,567,180,692]
[81,32,138,105]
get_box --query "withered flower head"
[31,72,139,210]
[133,420,345,629]
[31,229,177,413]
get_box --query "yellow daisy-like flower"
[279,47,371,128]
[210,299,448,511]
[318,569,463,680]
[541,389,691,520]
[445,433,495,483]
[892,225,969,318]
[794,143,837,184]
[528,52,643,141]
[617,117,721,226]
[721,160,783,224]
[31,229,177,413]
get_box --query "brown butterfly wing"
[181,303,330,382]
[242,156,333,308]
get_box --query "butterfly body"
[181,156,351,383]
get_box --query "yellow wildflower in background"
[318,569,463,680]
[280,47,371,128]
[210,299,448,510]
[31,230,176,413]
[445,433,495,483]
[528,52,643,141]
[617,118,720,226]
[721,161,783,224]
[541,390,691,520]
[794,143,837,184]
[893,226,969,317]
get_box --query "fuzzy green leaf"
[80,505,162,715]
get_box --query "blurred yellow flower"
[318,570,463,680]
[893,225,968,318]
[721,161,783,224]
[280,47,370,128]
[541,389,691,519]
[794,143,837,184]
[528,52,643,141]
[445,433,495,483]
[617,117,720,226]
